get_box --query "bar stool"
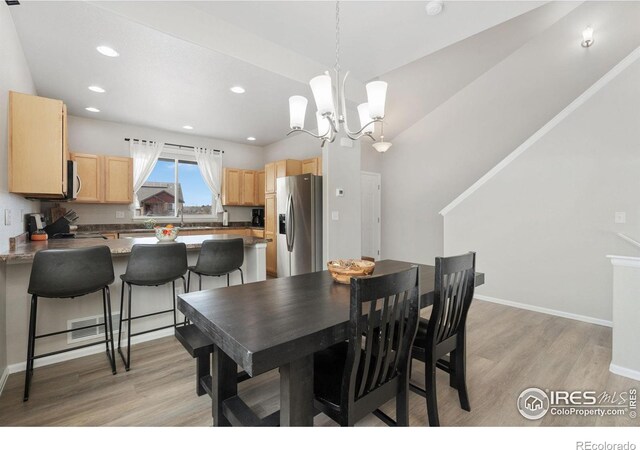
[187,238,245,292]
[24,246,117,401]
[118,242,188,371]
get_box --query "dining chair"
[187,238,245,291]
[313,266,420,426]
[24,246,117,401]
[409,251,476,426]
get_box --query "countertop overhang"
[0,234,269,263]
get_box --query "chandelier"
[287,1,392,152]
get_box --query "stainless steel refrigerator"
[277,174,323,277]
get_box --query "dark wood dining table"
[177,259,485,427]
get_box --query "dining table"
[177,259,485,427]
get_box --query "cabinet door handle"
[75,174,82,197]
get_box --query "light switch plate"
[331,211,339,221]
[336,188,344,197]
[615,212,626,224]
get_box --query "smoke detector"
[426,1,443,16]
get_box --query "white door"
[361,172,381,260]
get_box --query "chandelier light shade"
[289,95,308,129]
[286,1,391,150]
[372,141,392,153]
[316,111,330,136]
[366,81,388,119]
[357,103,374,134]
[310,75,335,116]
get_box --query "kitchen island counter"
[0,234,267,373]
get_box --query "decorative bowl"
[327,259,375,284]
[155,226,179,242]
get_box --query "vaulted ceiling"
[10,1,555,146]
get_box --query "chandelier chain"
[335,1,340,73]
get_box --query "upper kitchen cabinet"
[222,168,242,205]
[8,91,69,198]
[70,152,103,203]
[302,157,322,176]
[104,156,133,203]
[265,159,302,194]
[241,170,257,205]
[257,170,265,206]
[70,152,133,204]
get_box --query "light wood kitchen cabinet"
[241,170,256,205]
[222,168,242,205]
[257,170,265,206]
[70,152,103,203]
[251,229,265,238]
[266,232,277,277]
[69,153,133,204]
[302,157,322,176]
[265,159,302,194]
[8,91,69,198]
[105,157,133,204]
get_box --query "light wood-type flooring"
[0,300,637,426]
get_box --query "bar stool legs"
[117,277,187,371]
[24,287,117,401]
[187,269,245,292]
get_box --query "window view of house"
[138,157,212,217]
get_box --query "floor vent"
[68,313,121,344]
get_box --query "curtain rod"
[124,138,224,153]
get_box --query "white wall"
[322,137,362,263]
[445,57,640,323]
[262,132,321,163]
[0,4,39,252]
[0,1,39,385]
[380,1,640,266]
[56,115,265,224]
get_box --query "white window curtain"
[194,147,224,215]
[130,140,165,210]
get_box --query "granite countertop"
[112,226,265,235]
[0,234,270,263]
[76,222,264,234]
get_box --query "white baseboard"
[475,294,613,328]
[0,366,9,398]
[610,363,640,381]
[7,328,175,375]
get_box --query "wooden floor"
[0,300,636,426]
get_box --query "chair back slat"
[346,266,420,404]
[429,252,476,346]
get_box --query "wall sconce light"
[582,26,594,48]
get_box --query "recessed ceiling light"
[85,107,100,113]
[96,46,119,57]
[425,1,444,16]
[246,136,256,141]
[230,86,246,94]
[183,125,194,130]
[88,86,106,93]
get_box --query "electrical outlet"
[615,212,626,224]
[336,188,344,197]
[4,209,11,226]
[20,209,24,223]
[115,211,125,219]
[331,211,339,221]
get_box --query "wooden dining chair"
[313,266,420,426]
[409,252,476,426]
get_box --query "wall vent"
[67,312,121,344]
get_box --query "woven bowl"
[327,259,375,284]
[154,226,179,242]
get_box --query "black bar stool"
[118,242,188,371]
[187,238,245,292]
[24,246,117,401]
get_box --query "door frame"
[360,171,382,260]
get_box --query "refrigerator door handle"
[290,194,296,250]
[286,193,294,252]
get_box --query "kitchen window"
[136,151,214,218]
